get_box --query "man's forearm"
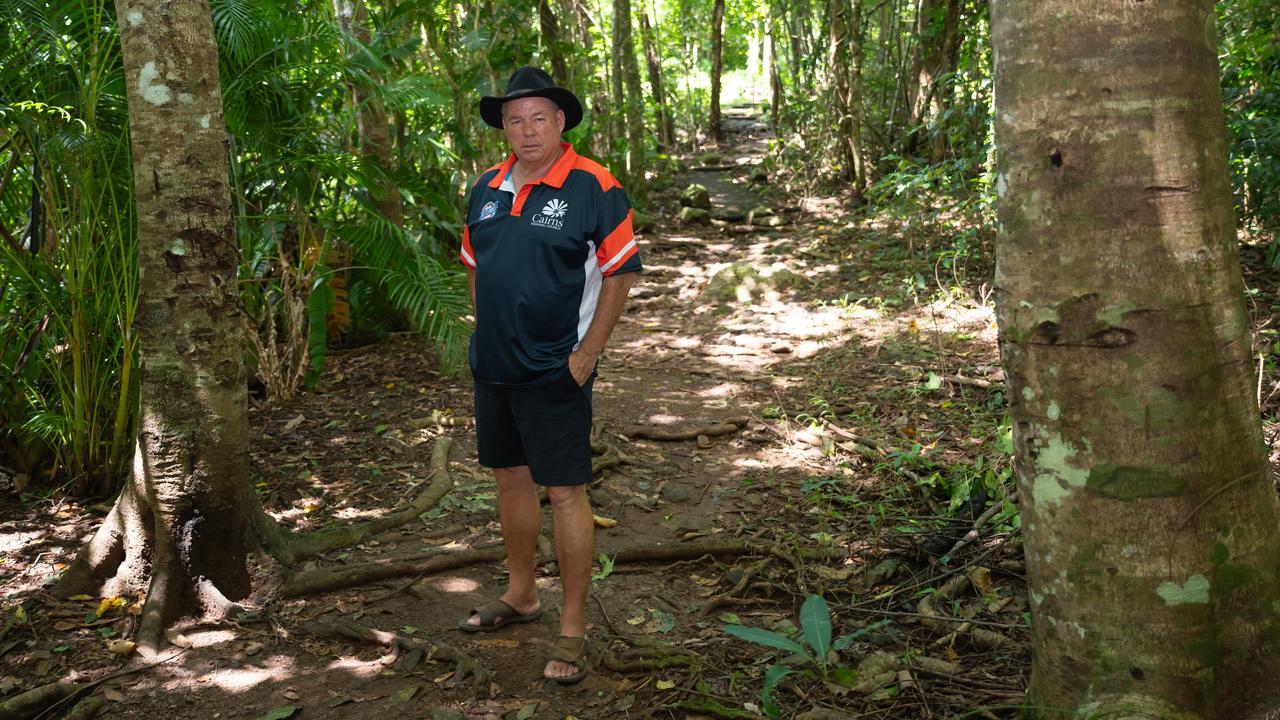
[574,272,636,360]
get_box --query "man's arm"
[568,272,636,385]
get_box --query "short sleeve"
[594,185,641,276]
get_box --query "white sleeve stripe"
[599,239,637,272]
[460,247,476,267]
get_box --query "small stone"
[696,434,712,449]
[680,183,712,209]
[243,641,263,656]
[661,484,691,503]
[679,207,711,224]
[770,343,792,354]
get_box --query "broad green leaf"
[723,624,808,656]
[799,594,832,660]
[251,706,299,720]
[762,664,794,717]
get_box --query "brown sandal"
[544,635,588,685]
[456,599,543,633]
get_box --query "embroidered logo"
[531,198,567,230]
[478,201,498,221]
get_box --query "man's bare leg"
[544,484,594,679]
[465,465,541,626]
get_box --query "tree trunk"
[768,1,783,131]
[826,0,855,182]
[639,8,675,149]
[56,0,259,650]
[613,0,647,205]
[335,0,403,227]
[906,0,959,159]
[537,0,570,84]
[992,1,1280,717]
[709,0,725,144]
[848,0,866,192]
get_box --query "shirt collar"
[487,142,576,190]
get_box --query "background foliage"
[1,0,1276,496]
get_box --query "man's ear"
[556,108,566,133]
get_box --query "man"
[456,66,640,685]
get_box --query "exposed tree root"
[61,696,105,720]
[0,681,81,720]
[262,437,456,565]
[304,618,487,689]
[602,644,697,672]
[282,538,843,597]
[626,416,753,441]
[590,436,630,475]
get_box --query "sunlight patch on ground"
[180,628,238,648]
[645,413,685,425]
[431,576,480,593]
[0,530,43,553]
[325,656,384,679]
[697,383,740,398]
[198,657,297,692]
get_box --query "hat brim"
[480,87,583,132]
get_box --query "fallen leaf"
[53,621,76,632]
[655,679,675,690]
[106,640,136,656]
[283,414,305,432]
[515,702,538,720]
[96,597,124,618]
[592,514,618,528]
[281,689,300,701]
[251,705,299,720]
[390,685,419,704]
[103,687,126,703]
[66,594,94,602]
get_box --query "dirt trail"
[0,109,1027,720]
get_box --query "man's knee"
[545,484,589,513]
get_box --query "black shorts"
[474,366,595,486]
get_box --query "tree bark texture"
[639,9,675,148]
[537,0,570,84]
[614,0,647,205]
[992,2,1280,717]
[825,0,857,184]
[335,0,404,227]
[907,0,959,160]
[848,0,866,191]
[709,0,726,143]
[58,0,258,650]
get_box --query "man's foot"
[457,597,542,633]
[543,635,588,685]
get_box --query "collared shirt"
[460,142,642,387]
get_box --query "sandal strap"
[471,598,517,625]
[548,635,587,665]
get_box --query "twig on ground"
[942,491,1019,560]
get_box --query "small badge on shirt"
[479,201,498,221]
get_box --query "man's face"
[502,96,565,168]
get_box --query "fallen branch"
[282,539,843,597]
[939,373,997,390]
[942,490,1019,559]
[626,416,753,441]
[304,618,486,688]
[267,438,455,565]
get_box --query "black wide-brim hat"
[480,66,583,132]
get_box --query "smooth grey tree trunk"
[992,1,1280,717]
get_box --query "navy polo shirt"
[460,142,642,387]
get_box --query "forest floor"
[3,110,1036,719]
